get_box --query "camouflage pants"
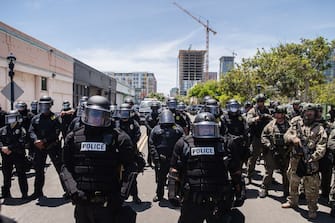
[329,167,335,205]
[287,157,320,212]
[262,150,289,194]
[247,137,263,178]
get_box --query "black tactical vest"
[183,136,229,193]
[222,114,245,136]
[72,126,121,194]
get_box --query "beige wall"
[0,22,73,112]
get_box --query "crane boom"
[173,2,217,81]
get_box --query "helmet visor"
[119,109,131,119]
[5,114,21,124]
[193,123,219,138]
[228,103,240,113]
[82,107,111,127]
[39,103,51,113]
[167,101,177,110]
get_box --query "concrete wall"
[0,22,73,112]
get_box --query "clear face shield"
[15,104,26,112]
[205,106,220,117]
[39,103,51,113]
[192,122,220,139]
[167,101,177,110]
[5,113,22,126]
[31,103,38,111]
[62,103,71,111]
[81,106,111,127]
[228,103,240,114]
[119,109,131,120]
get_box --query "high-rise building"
[178,50,206,96]
[207,72,217,81]
[324,48,335,81]
[105,72,157,102]
[219,56,235,79]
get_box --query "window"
[41,77,47,91]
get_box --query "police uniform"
[0,111,28,198]
[144,106,160,166]
[29,96,63,198]
[149,110,183,201]
[168,112,242,223]
[283,104,327,219]
[61,95,137,223]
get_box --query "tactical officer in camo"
[246,93,272,184]
[282,103,327,219]
[168,112,244,223]
[61,95,137,223]
[327,126,335,217]
[259,105,291,198]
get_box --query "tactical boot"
[133,195,142,204]
[259,188,268,198]
[281,201,297,209]
[308,211,317,219]
[0,187,11,199]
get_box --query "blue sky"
[1,0,335,95]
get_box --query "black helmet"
[292,100,301,106]
[119,103,132,119]
[15,101,27,111]
[204,98,221,117]
[77,96,89,117]
[177,102,186,111]
[227,99,241,115]
[274,105,287,114]
[203,95,212,104]
[244,101,252,108]
[81,95,111,127]
[5,110,22,125]
[255,94,266,103]
[151,101,160,113]
[62,100,71,111]
[30,100,38,112]
[124,97,135,106]
[110,105,119,119]
[193,112,220,139]
[159,109,175,125]
[167,97,177,111]
[39,95,53,113]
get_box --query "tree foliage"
[187,37,335,104]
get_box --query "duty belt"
[87,191,111,207]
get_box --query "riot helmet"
[177,102,186,112]
[204,98,221,117]
[81,95,111,127]
[15,101,28,112]
[167,97,178,111]
[203,95,212,104]
[62,100,71,111]
[159,109,175,128]
[30,100,38,112]
[151,101,160,114]
[227,99,241,116]
[119,103,132,120]
[38,95,53,113]
[5,110,22,126]
[124,97,135,107]
[192,112,220,139]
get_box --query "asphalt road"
[1,125,335,223]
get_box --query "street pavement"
[1,125,335,223]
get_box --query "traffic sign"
[1,81,24,101]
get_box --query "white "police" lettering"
[191,147,215,156]
[81,142,106,152]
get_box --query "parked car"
[138,99,161,124]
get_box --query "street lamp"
[256,84,262,94]
[7,53,16,110]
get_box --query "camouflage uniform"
[283,118,327,218]
[260,118,290,197]
[327,127,335,216]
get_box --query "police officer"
[61,95,137,223]
[259,105,290,198]
[16,101,34,149]
[246,93,272,184]
[119,103,142,204]
[67,96,89,133]
[149,109,183,202]
[60,100,76,139]
[144,101,160,167]
[221,99,249,185]
[203,98,222,119]
[124,96,141,124]
[288,100,301,119]
[282,103,327,219]
[167,97,191,135]
[327,126,335,216]
[0,110,28,199]
[29,95,63,199]
[30,100,38,116]
[168,112,244,223]
[0,104,7,128]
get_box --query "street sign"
[1,81,24,101]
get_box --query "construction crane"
[173,2,217,81]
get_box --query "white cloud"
[71,30,201,95]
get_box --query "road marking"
[137,134,148,152]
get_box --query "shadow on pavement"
[297,206,333,222]
[1,197,31,206]
[35,196,71,207]
[158,198,180,210]
[245,188,259,199]
[124,201,152,212]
